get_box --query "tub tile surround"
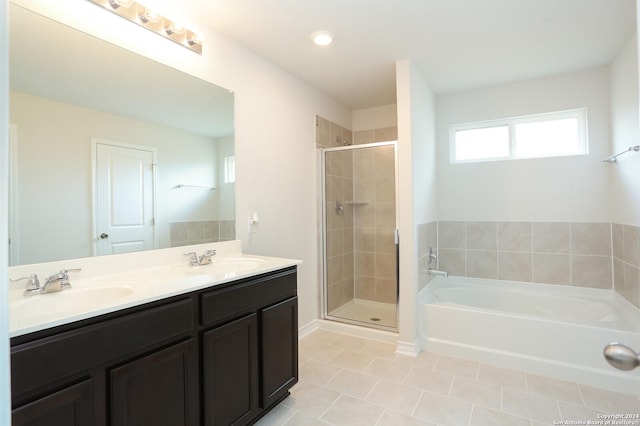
[255,330,640,425]
[169,220,236,246]
[437,221,640,308]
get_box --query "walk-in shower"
[321,141,398,330]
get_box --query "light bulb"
[139,9,161,24]
[165,22,185,35]
[108,0,134,9]
[188,32,205,46]
[311,31,333,46]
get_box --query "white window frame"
[449,108,588,164]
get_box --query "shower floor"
[328,299,397,329]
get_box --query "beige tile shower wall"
[169,220,235,247]
[438,221,615,290]
[613,224,640,308]
[316,115,353,148]
[353,145,397,304]
[353,126,398,145]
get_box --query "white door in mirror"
[95,141,156,255]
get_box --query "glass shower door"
[322,141,398,330]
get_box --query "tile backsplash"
[613,223,640,308]
[437,221,640,308]
[170,220,235,247]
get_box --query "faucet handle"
[58,268,82,288]
[197,250,217,265]
[184,252,198,265]
[10,274,41,295]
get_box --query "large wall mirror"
[8,4,235,266]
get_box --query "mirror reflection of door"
[94,140,156,256]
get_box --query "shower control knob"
[100,233,110,240]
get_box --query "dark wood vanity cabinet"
[110,339,199,426]
[12,378,95,426]
[10,266,298,426]
[200,267,298,426]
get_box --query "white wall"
[10,91,220,264]
[610,34,640,226]
[217,135,235,221]
[396,60,437,353]
[436,67,612,222]
[0,0,10,423]
[10,0,352,330]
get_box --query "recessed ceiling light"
[311,31,333,46]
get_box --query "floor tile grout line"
[292,330,640,425]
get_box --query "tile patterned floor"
[256,329,640,426]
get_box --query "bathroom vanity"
[8,243,299,426]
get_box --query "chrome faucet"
[10,268,81,296]
[184,249,217,266]
[198,250,217,265]
[42,269,82,293]
[426,247,449,278]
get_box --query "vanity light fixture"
[87,0,204,54]
[311,30,333,46]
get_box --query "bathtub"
[419,276,640,395]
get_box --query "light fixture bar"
[87,0,203,54]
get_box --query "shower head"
[335,136,351,146]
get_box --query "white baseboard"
[395,339,420,357]
[299,319,398,343]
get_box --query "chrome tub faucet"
[427,247,449,278]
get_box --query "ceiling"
[179,0,636,110]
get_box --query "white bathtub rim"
[421,275,640,332]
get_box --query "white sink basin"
[209,257,268,274]
[10,284,137,327]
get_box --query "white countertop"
[8,241,301,338]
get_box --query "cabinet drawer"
[201,268,296,327]
[12,298,193,400]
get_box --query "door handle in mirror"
[100,233,110,240]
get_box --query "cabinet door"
[203,313,259,426]
[261,297,298,408]
[12,378,94,426]
[110,339,198,426]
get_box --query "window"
[224,156,235,183]
[450,109,588,163]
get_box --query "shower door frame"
[320,140,399,331]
